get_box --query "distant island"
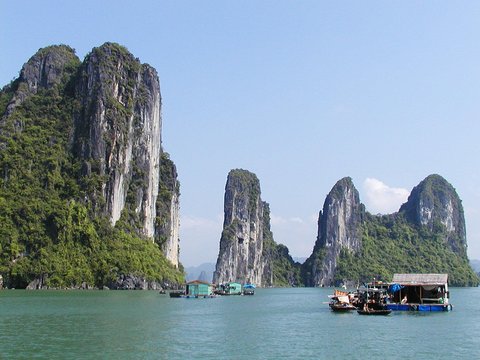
[212,170,478,287]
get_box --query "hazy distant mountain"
[185,263,215,282]
[293,257,307,264]
[470,260,480,273]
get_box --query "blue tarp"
[388,283,404,293]
[243,284,256,289]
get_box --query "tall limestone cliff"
[213,169,265,285]
[213,169,300,287]
[156,153,180,267]
[399,174,466,257]
[302,177,364,286]
[73,43,162,239]
[302,175,478,287]
[0,43,182,288]
[71,43,179,266]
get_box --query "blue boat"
[243,283,255,295]
[386,274,452,312]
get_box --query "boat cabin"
[186,280,214,297]
[357,287,389,311]
[387,273,451,311]
[215,282,242,295]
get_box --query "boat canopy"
[243,284,256,289]
[392,274,448,286]
[388,283,404,293]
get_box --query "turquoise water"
[1,287,479,359]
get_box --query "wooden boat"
[329,302,357,312]
[169,290,184,298]
[356,279,391,315]
[328,289,358,312]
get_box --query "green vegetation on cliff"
[262,203,302,286]
[0,45,183,289]
[6,201,183,288]
[334,213,478,286]
[301,175,478,287]
[228,169,261,215]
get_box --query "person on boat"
[401,295,407,304]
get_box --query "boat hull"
[329,304,357,312]
[386,303,452,312]
[169,291,184,298]
[169,291,217,299]
[357,309,392,315]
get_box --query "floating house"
[185,280,214,298]
[215,282,242,295]
[386,273,452,311]
[225,282,242,295]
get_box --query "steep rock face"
[3,45,80,117]
[155,153,180,267]
[302,174,477,287]
[399,174,467,256]
[213,169,300,286]
[73,43,162,238]
[303,177,364,286]
[213,169,265,285]
[0,43,183,288]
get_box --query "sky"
[2,1,480,267]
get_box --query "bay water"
[1,287,479,359]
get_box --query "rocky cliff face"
[155,153,180,267]
[399,174,467,256]
[1,43,180,271]
[73,43,162,239]
[213,169,300,286]
[303,177,364,286]
[213,169,266,285]
[303,174,476,287]
[2,45,80,119]
[70,43,180,265]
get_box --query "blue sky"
[2,1,480,266]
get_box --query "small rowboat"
[357,308,391,315]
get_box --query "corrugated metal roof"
[392,273,448,285]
